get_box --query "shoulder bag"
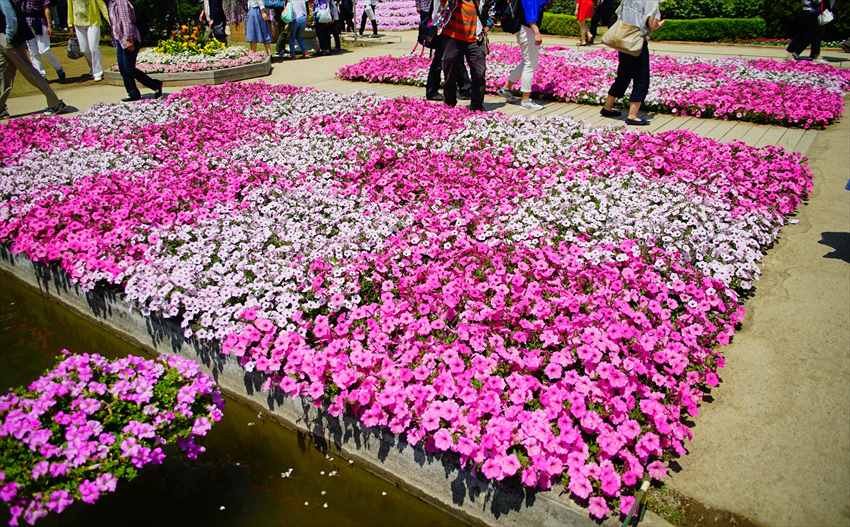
[601,19,643,56]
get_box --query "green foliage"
[134,0,203,45]
[652,17,767,41]
[540,12,580,36]
[546,0,576,15]
[659,0,763,19]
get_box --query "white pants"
[507,25,540,94]
[363,5,376,21]
[26,29,63,77]
[75,24,102,78]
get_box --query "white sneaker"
[93,74,103,82]
[498,87,519,102]
[520,99,544,110]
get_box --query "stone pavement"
[6,30,850,527]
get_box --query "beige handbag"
[602,20,645,56]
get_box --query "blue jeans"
[115,41,162,100]
[289,16,307,57]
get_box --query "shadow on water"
[0,273,472,527]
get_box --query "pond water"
[0,273,468,527]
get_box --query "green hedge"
[659,0,763,19]
[652,17,766,41]
[540,13,580,37]
[540,13,766,42]
[547,0,576,15]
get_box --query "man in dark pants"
[425,35,471,101]
[108,0,162,102]
[588,0,616,44]
[786,0,832,61]
[433,0,493,111]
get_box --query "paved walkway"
[7,30,850,527]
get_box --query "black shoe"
[57,69,66,83]
[0,108,9,119]
[600,107,621,118]
[458,91,471,100]
[153,82,163,99]
[122,97,142,103]
[625,116,650,126]
[467,105,485,112]
[426,93,444,101]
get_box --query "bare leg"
[627,100,642,120]
[264,43,271,55]
[250,42,257,52]
[604,94,617,111]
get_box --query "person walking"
[22,0,65,81]
[588,0,616,44]
[287,0,307,58]
[245,0,273,54]
[107,0,162,102]
[200,0,228,43]
[0,0,70,118]
[68,0,108,81]
[422,0,471,101]
[498,0,548,109]
[575,0,593,45]
[786,0,834,61]
[359,0,378,37]
[599,0,662,125]
[434,0,495,111]
[339,0,354,31]
[313,0,336,54]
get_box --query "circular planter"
[104,56,272,87]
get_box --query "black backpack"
[500,0,523,34]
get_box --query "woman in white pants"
[68,0,108,81]
[498,0,549,110]
[24,0,66,81]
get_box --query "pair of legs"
[27,28,65,80]
[502,25,541,108]
[426,33,471,99]
[0,38,64,116]
[359,5,378,36]
[589,0,615,41]
[602,41,649,122]
[315,22,340,53]
[289,16,307,57]
[577,19,592,45]
[74,24,102,80]
[114,40,162,101]
[786,11,821,59]
[340,8,355,32]
[442,37,486,111]
[248,41,272,54]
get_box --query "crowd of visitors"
[0,0,847,121]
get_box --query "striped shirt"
[107,0,140,44]
[442,0,476,42]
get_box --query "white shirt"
[289,0,307,17]
[248,0,266,8]
[616,0,660,35]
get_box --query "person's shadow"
[818,232,850,263]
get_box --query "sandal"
[625,116,650,126]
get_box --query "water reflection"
[0,272,466,527]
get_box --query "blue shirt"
[520,0,547,25]
[0,0,18,39]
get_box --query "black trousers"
[443,37,486,111]
[316,23,334,51]
[115,41,161,100]
[589,0,616,38]
[426,31,470,98]
[359,6,378,35]
[787,11,821,58]
[607,40,649,103]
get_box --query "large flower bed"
[0,353,223,526]
[337,44,850,128]
[0,83,812,519]
[355,0,420,30]
[116,47,267,75]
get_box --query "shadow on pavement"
[818,232,850,263]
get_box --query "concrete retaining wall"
[104,57,272,87]
[0,248,670,527]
